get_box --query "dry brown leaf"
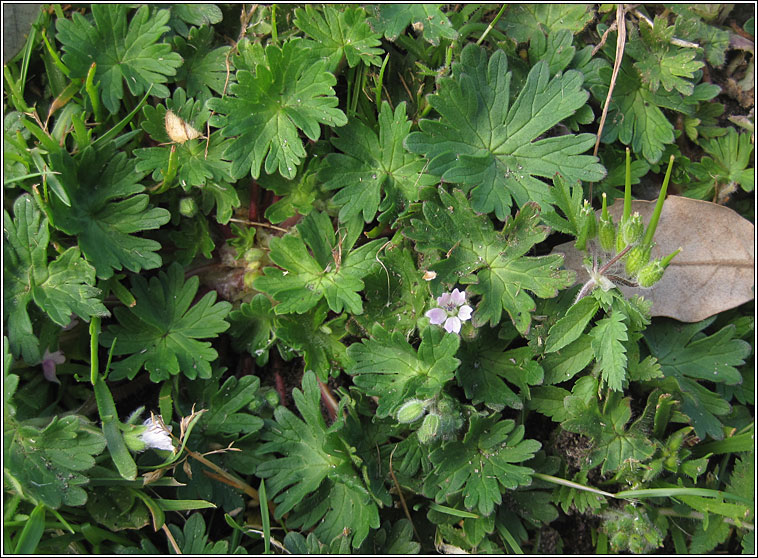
[553,196,755,322]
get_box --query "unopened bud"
[621,212,644,245]
[575,200,596,251]
[179,197,198,218]
[624,243,652,277]
[417,413,441,444]
[636,260,664,288]
[396,399,426,424]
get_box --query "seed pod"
[417,413,441,444]
[597,194,616,252]
[575,200,597,251]
[621,212,644,246]
[165,110,201,143]
[396,399,426,424]
[179,197,198,218]
[636,259,664,288]
[624,242,652,277]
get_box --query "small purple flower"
[425,288,473,334]
[41,348,65,384]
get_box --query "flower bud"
[179,197,198,218]
[417,413,441,444]
[574,200,596,251]
[636,260,664,288]
[396,399,426,424]
[624,243,652,277]
[621,212,644,246]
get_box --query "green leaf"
[498,5,593,44]
[456,329,544,411]
[294,5,383,71]
[167,4,223,37]
[4,195,109,363]
[598,57,676,164]
[628,15,704,96]
[357,519,421,554]
[101,262,232,382]
[228,294,276,365]
[406,44,605,220]
[349,242,427,339]
[173,25,230,98]
[254,211,383,315]
[56,5,182,113]
[426,414,541,516]
[406,188,575,334]
[321,101,436,223]
[348,325,460,419]
[527,386,571,422]
[167,513,231,554]
[47,144,171,280]
[85,486,150,531]
[367,4,458,46]
[689,128,754,198]
[541,173,585,236]
[5,415,106,508]
[198,375,264,438]
[644,318,750,439]
[562,378,656,475]
[545,297,599,353]
[276,307,350,381]
[208,39,347,180]
[257,371,380,548]
[541,334,594,384]
[590,311,628,391]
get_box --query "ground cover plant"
[3,3,755,554]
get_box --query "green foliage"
[426,414,541,516]
[47,144,171,279]
[4,195,109,363]
[406,44,605,220]
[4,4,753,554]
[367,4,458,46]
[644,318,751,439]
[56,5,182,114]
[208,38,347,180]
[294,5,383,71]
[688,127,755,199]
[4,416,106,508]
[254,211,383,315]
[257,371,380,548]
[101,262,231,382]
[348,325,460,419]
[321,101,436,224]
[407,188,574,334]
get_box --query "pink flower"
[425,288,473,334]
[41,348,65,384]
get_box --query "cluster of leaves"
[3,4,754,555]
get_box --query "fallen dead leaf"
[553,196,755,322]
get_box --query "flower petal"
[437,292,452,307]
[426,308,447,325]
[457,305,473,321]
[450,288,466,306]
[444,316,461,334]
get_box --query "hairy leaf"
[56,5,182,113]
[101,262,231,382]
[427,414,541,516]
[47,144,171,280]
[254,211,383,315]
[4,195,109,363]
[208,39,347,180]
[321,102,436,224]
[257,371,380,548]
[5,416,106,508]
[406,188,574,334]
[294,5,383,71]
[348,324,459,418]
[406,44,605,220]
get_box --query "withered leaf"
[553,196,754,322]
